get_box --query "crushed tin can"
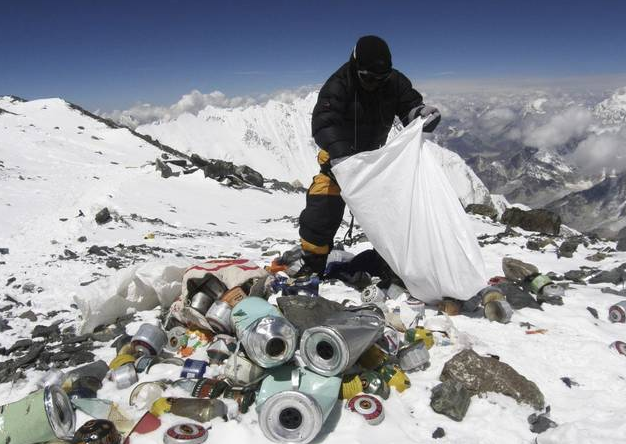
[222,352,266,386]
[0,385,75,443]
[609,301,626,323]
[231,297,297,368]
[131,323,167,356]
[205,300,233,333]
[72,419,121,444]
[478,286,506,305]
[220,286,247,308]
[189,291,214,315]
[206,334,237,364]
[165,326,189,352]
[223,386,256,414]
[110,364,138,390]
[376,327,401,356]
[361,285,386,305]
[347,394,384,425]
[397,340,430,371]
[163,423,208,444]
[191,378,229,399]
[529,274,553,295]
[180,359,208,379]
[484,300,514,324]
[129,381,167,409]
[359,371,390,400]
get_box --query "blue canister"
[256,365,341,444]
[230,297,297,368]
[181,359,208,379]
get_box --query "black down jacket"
[311,59,424,159]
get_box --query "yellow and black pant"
[298,150,346,260]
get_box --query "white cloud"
[523,107,593,150]
[100,86,318,128]
[570,127,626,174]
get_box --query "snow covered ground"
[1,96,626,443]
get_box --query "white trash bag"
[332,118,486,303]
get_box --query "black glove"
[408,104,441,132]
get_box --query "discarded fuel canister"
[205,300,233,333]
[163,423,208,444]
[165,326,189,352]
[110,364,138,389]
[529,274,553,295]
[256,366,341,444]
[131,323,168,356]
[484,300,514,324]
[404,327,434,349]
[167,398,228,423]
[541,284,565,298]
[181,359,208,379]
[72,376,103,394]
[231,297,298,368]
[0,385,75,444]
[379,364,411,393]
[361,285,386,305]
[359,371,390,400]
[222,352,265,386]
[220,286,247,308]
[300,309,385,376]
[340,374,363,400]
[609,301,626,323]
[191,378,229,399]
[72,419,121,444]
[610,340,626,356]
[109,354,136,371]
[397,341,430,371]
[478,286,506,305]
[189,291,214,315]
[358,343,389,370]
[347,394,384,425]
[206,334,237,364]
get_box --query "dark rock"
[617,227,626,251]
[106,257,123,269]
[32,322,61,338]
[8,339,32,353]
[589,264,626,285]
[63,249,78,259]
[600,287,626,296]
[586,307,599,319]
[50,352,71,362]
[14,343,45,368]
[78,236,87,242]
[432,427,446,439]
[501,207,561,236]
[564,269,591,282]
[155,158,177,178]
[6,276,16,286]
[95,207,112,224]
[18,310,38,321]
[495,282,541,310]
[0,248,9,255]
[526,238,554,251]
[440,349,545,410]
[465,204,498,220]
[68,351,96,366]
[22,282,36,293]
[235,165,264,188]
[502,257,539,282]
[585,252,609,262]
[62,333,92,345]
[558,238,581,258]
[560,377,579,388]
[88,245,111,256]
[430,380,472,421]
[528,410,557,434]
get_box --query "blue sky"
[1,0,625,111]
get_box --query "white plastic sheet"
[332,118,487,303]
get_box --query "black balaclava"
[352,35,392,91]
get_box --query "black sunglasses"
[357,69,392,84]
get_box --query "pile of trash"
[2,249,625,444]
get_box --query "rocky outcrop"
[501,208,561,235]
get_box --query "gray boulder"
[465,204,498,221]
[440,349,545,410]
[589,264,626,285]
[617,227,626,251]
[501,208,561,235]
[430,380,472,421]
[502,257,539,282]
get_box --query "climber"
[297,35,441,276]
